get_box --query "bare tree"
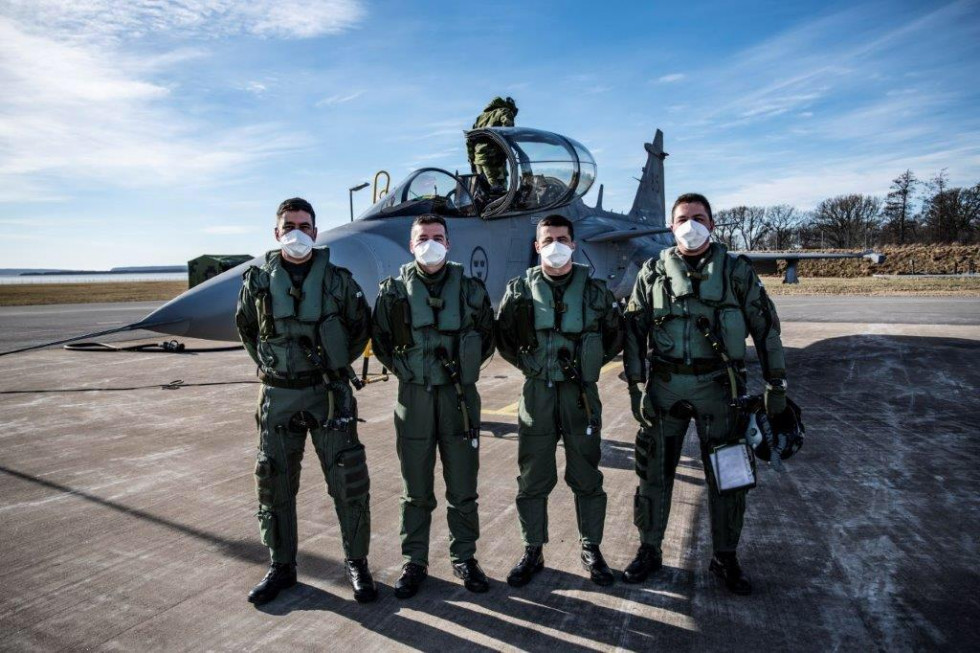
[712,208,738,248]
[920,171,979,243]
[738,205,769,249]
[883,169,918,244]
[810,194,882,248]
[715,205,768,249]
[796,214,823,248]
[763,205,800,249]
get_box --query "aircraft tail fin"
[628,129,667,225]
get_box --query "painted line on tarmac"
[482,360,623,417]
[483,400,519,417]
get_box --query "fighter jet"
[2,126,885,351]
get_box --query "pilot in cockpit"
[467,96,518,193]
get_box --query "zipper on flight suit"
[683,299,692,366]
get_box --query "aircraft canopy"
[356,127,597,221]
[469,127,597,218]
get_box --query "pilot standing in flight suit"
[236,198,377,606]
[621,193,789,595]
[495,214,623,587]
[371,214,496,599]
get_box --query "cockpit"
[364,168,478,218]
[356,127,597,221]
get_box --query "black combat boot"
[394,562,428,599]
[581,544,615,586]
[506,545,544,587]
[345,558,378,603]
[710,552,752,595]
[622,544,663,584]
[452,558,490,593]
[248,562,297,605]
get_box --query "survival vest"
[513,263,605,383]
[385,261,484,386]
[246,248,351,380]
[644,243,749,365]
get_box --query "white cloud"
[710,141,980,209]
[686,2,978,132]
[0,0,367,199]
[658,73,685,83]
[2,0,366,41]
[0,18,305,188]
[315,90,365,107]
[244,81,268,95]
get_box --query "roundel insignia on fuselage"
[470,246,489,282]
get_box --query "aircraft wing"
[584,227,671,243]
[735,249,886,283]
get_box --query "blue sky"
[1,0,978,268]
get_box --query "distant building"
[188,255,253,288]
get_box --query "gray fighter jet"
[2,126,885,352]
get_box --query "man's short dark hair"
[412,214,448,236]
[537,214,574,240]
[277,197,316,226]
[671,193,712,222]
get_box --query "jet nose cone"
[138,229,408,342]
[139,258,259,341]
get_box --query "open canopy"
[468,127,596,218]
[357,127,597,221]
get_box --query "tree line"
[712,171,980,250]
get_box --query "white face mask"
[414,239,447,266]
[540,241,573,268]
[673,219,710,251]
[279,229,314,260]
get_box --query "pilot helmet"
[745,397,804,462]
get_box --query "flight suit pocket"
[633,491,652,531]
[718,308,747,360]
[332,444,370,502]
[578,332,603,383]
[458,331,483,385]
[393,344,424,383]
[652,327,675,353]
[254,452,276,506]
[634,428,653,480]
[317,314,351,369]
[517,379,549,435]
[257,509,277,548]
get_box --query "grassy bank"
[0,281,187,306]
[762,275,980,296]
[1,276,979,307]
[771,244,980,277]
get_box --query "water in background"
[0,273,188,285]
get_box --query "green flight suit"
[623,243,787,555]
[467,96,518,188]
[371,261,495,565]
[236,247,372,564]
[496,264,624,546]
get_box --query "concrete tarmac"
[0,297,978,651]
